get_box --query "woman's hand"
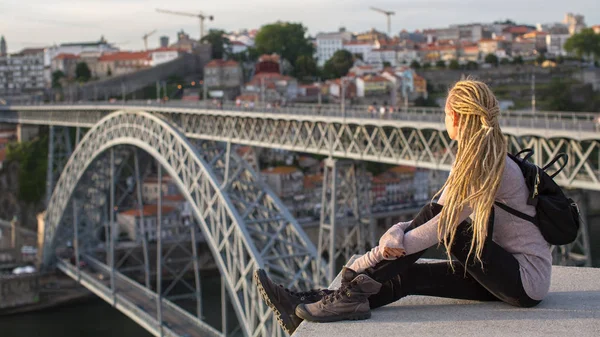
[379,222,409,260]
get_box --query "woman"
[254,80,552,334]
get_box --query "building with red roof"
[204,59,242,94]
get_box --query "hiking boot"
[295,267,382,323]
[254,269,333,334]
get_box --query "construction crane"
[370,7,395,36]
[142,29,157,50]
[156,8,214,41]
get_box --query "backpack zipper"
[533,167,540,199]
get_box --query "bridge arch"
[43,110,318,336]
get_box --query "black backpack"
[494,149,581,245]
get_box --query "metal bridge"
[0,103,597,337]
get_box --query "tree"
[75,62,91,82]
[448,60,460,70]
[484,53,499,67]
[542,78,579,111]
[423,62,432,69]
[564,28,600,62]
[6,135,49,204]
[466,61,479,70]
[536,53,546,65]
[254,22,314,67]
[322,50,354,79]
[500,58,510,65]
[51,70,65,88]
[107,67,112,76]
[512,56,524,65]
[494,19,516,25]
[410,60,421,69]
[436,60,446,69]
[201,29,232,59]
[294,55,318,82]
[383,61,392,68]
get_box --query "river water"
[0,274,232,337]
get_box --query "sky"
[0,0,598,53]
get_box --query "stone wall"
[0,273,39,309]
[420,65,577,92]
[60,49,211,101]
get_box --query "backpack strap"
[542,153,568,179]
[494,201,537,225]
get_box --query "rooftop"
[294,256,600,337]
[119,205,175,217]
[205,59,240,68]
[262,166,300,175]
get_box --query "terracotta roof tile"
[53,53,79,60]
[261,166,300,175]
[99,51,151,62]
[120,205,176,217]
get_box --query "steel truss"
[316,159,374,284]
[43,111,322,337]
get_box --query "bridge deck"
[294,257,600,337]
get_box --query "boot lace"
[278,285,326,300]
[321,280,356,304]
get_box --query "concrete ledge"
[294,257,600,337]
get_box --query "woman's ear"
[453,111,460,127]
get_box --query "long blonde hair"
[436,80,507,266]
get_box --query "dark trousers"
[366,203,541,309]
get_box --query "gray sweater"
[365,156,552,300]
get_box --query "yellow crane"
[370,7,396,36]
[156,8,214,41]
[142,29,157,50]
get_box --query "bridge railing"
[3,102,600,132]
[83,255,221,337]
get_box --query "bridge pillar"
[46,126,73,206]
[316,159,373,285]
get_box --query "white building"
[150,48,180,66]
[231,41,248,54]
[142,175,179,204]
[117,205,186,243]
[261,166,304,198]
[315,31,353,66]
[396,48,420,65]
[367,49,397,66]
[0,48,45,95]
[44,37,119,68]
[546,34,571,56]
[343,41,373,62]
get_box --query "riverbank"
[0,272,93,316]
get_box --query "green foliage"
[322,50,354,79]
[465,61,479,70]
[201,29,232,59]
[51,70,65,88]
[435,60,446,69]
[512,56,524,65]
[500,58,510,65]
[414,95,440,107]
[107,67,112,76]
[423,62,431,69]
[383,61,392,68]
[448,60,460,70]
[410,60,421,69]
[564,28,600,61]
[542,79,576,111]
[484,53,499,66]
[6,135,49,204]
[75,62,91,82]
[254,22,314,67]
[494,19,516,25]
[536,53,546,65]
[294,55,318,82]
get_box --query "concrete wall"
[0,273,39,309]
[16,124,39,142]
[420,65,576,92]
[60,48,211,101]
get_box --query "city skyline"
[0,0,598,52]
